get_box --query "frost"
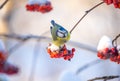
[97,35,113,51]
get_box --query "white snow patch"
[28,0,48,5]
[48,43,60,52]
[97,35,113,51]
[117,45,120,54]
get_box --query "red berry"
[103,0,120,8]
[72,48,75,52]
[0,52,7,62]
[25,1,53,13]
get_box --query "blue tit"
[50,20,70,47]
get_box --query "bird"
[50,20,70,48]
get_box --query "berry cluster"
[0,52,19,75]
[47,44,75,61]
[97,36,120,64]
[0,40,19,75]
[103,0,120,8]
[97,47,120,64]
[26,1,52,13]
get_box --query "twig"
[0,33,47,41]
[7,31,49,53]
[8,40,29,54]
[76,59,102,75]
[4,31,48,53]
[0,33,48,42]
[70,1,104,33]
[0,0,9,9]
[88,75,120,81]
[112,34,120,47]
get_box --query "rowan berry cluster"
[0,40,18,75]
[103,0,120,8]
[47,44,75,61]
[26,0,52,13]
[97,36,120,64]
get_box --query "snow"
[0,74,9,81]
[28,0,48,5]
[117,45,120,54]
[59,71,80,81]
[0,39,5,52]
[97,36,113,51]
[47,43,60,52]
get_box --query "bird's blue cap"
[51,20,56,26]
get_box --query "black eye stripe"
[59,31,64,34]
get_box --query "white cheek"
[58,32,64,38]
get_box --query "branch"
[70,1,104,33]
[0,0,9,9]
[0,33,97,53]
[8,40,29,54]
[88,75,120,81]
[112,34,120,47]
[0,33,47,41]
[7,31,49,53]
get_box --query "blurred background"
[0,0,120,81]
